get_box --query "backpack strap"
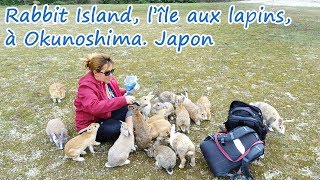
[217,126,256,143]
[230,100,263,117]
[240,157,254,180]
[214,134,264,162]
[240,144,264,180]
[230,107,259,118]
[215,136,263,179]
[228,169,242,180]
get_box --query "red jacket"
[74,71,127,131]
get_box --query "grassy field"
[0,2,319,179]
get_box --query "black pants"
[95,106,128,142]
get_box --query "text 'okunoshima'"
[3,4,292,53]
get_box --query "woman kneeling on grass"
[74,53,136,142]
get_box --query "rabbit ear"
[52,133,60,148]
[51,133,58,143]
[147,92,154,99]
[128,128,133,136]
[182,96,186,102]
[170,124,176,135]
[121,122,130,136]
[123,124,129,137]
[149,95,155,99]
[123,129,129,137]
[58,133,64,149]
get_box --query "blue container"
[124,76,139,95]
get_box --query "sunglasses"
[101,68,115,76]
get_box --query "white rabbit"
[169,124,196,169]
[105,122,135,168]
[250,102,293,134]
[139,92,155,119]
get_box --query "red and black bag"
[200,126,264,179]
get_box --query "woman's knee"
[111,106,129,121]
[96,119,121,142]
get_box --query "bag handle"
[214,134,263,162]
[216,126,256,142]
[230,107,258,118]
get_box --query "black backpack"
[200,126,264,179]
[224,100,268,141]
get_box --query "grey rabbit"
[105,121,136,167]
[146,138,176,175]
[45,118,68,149]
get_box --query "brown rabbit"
[148,118,171,140]
[196,96,212,121]
[175,99,191,134]
[129,102,153,150]
[49,83,66,103]
[64,123,100,161]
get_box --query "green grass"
[0,3,319,179]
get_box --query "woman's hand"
[125,96,136,104]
